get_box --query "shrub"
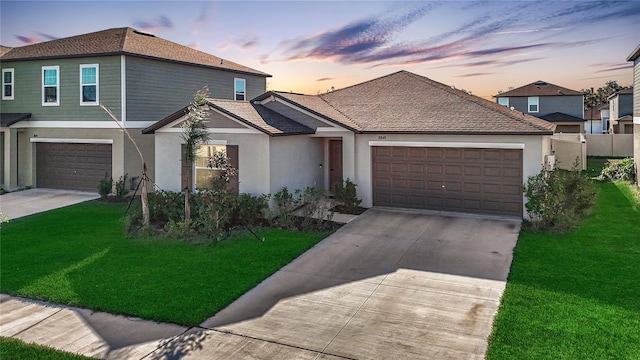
[148,190,184,224]
[232,193,269,228]
[524,162,596,232]
[98,173,113,199]
[330,178,362,213]
[296,186,332,231]
[114,173,129,199]
[272,187,297,229]
[600,158,636,182]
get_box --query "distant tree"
[581,80,631,110]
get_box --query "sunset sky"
[2,1,639,100]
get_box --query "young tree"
[100,104,150,225]
[181,86,211,223]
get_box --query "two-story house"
[0,27,270,191]
[608,87,634,134]
[494,81,585,133]
[627,43,640,184]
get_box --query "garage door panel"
[502,184,522,195]
[504,167,522,178]
[37,143,112,192]
[409,180,425,190]
[445,165,462,176]
[373,146,523,217]
[391,179,408,190]
[426,164,443,175]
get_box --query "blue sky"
[2,1,639,99]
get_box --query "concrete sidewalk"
[0,188,99,220]
[0,294,342,359]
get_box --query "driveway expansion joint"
[203,327,357,360]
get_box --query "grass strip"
[487,180,640,359]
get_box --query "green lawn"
[0,201,329,326]
[487,180,640,359]
[0,337,93,360]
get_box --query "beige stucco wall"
[269,135,324,195]
[124,129,155,191]
[585,134,634,157]
[153,131,270,195]
[0,128,18,189]
[352,133,551,218]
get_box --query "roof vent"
[533,80,547,86]
[133,30,156,38]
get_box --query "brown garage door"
[373,146,523,217]
[36,142,112,192]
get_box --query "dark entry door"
[329,140,343,187]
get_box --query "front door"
[329,139,343,187]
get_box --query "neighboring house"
[627,43,640,185]
[494,80,585,133]
[608,87,634,134]
[584,103,610,134]
[0,27,269,191]
[146,71,555,218]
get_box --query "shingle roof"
[0,27,270,77]
[256,92,361,132]
[495,80,582,97]
[310,71,554,134]
[207,99,314,136]
[617,87,634,95]
[539,112,584,123]
[0,46,12,57]
[584,110,601,121]
[143,100,313,136]
[1,113,31,127]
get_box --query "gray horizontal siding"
[505,95,583,119]
[125,57,267,123]
[0,56,122,121]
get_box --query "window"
[528,97,539,113]
[195,144,227,190]
[42,66,59,106]
[497,97,508,107]
[234,78,246,101]
[80,64,98,105]
[2,68,14,100]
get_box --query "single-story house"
[145,71,555,218]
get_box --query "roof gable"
[0,27,269,77]
[495,80,582,97]
[144,100,313,137]
[312,71,554,134]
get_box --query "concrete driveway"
[154,208,521,359]
[0,188,99,219]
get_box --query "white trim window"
[528,97,539,113]
[194,144,227,190]
[42,66,60,106]
[80,64,99,105]
[2,68,14,100]
[497,97,508,107]
[234,78,246,101]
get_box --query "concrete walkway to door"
[191,208,521,359]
